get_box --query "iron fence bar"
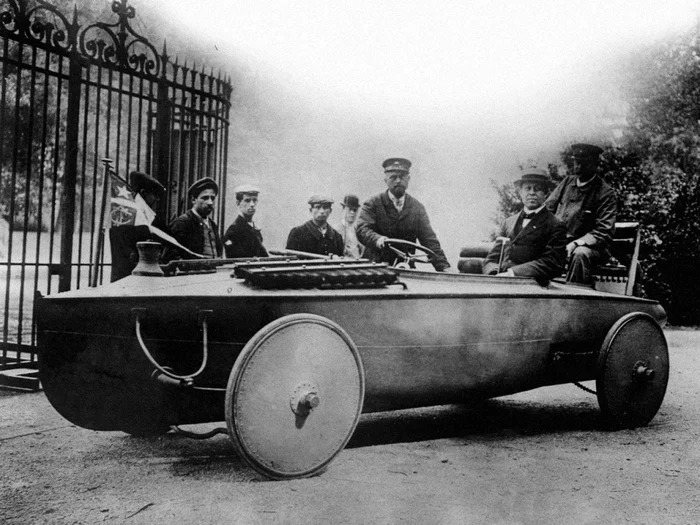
[76,63,91,287]
[47,54,64,295]
[31,46,52,349]
[58,49,82,292]
[15,41,40,348]
[0,36,9,362]
[3,40,23,353]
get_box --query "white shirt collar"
[191,208,210,226]
[523,204,546,217]
[387,190,405,208]
[576,175,598,187]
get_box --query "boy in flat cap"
[334,194,364,258]
[168,177,222,259]
[223,184,268,258]
[545,143,617,284]
[356,158,451,271]
[109,171,167,281]
[483,168,567,285]
[286,195,344,256]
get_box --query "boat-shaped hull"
[36,268,666,435]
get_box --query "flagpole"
[91,158,113,287]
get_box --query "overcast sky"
[150,0,700,258]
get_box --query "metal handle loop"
[133,308,210,381]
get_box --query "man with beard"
[356,157,451,271]
[169,177,222,259]
[545,143,617,284]
[223,184,268,258]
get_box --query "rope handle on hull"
[132,308,211,384]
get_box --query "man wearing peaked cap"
[109,170,169,281]
[334,194,364,258]
[223,184,269,259]
[286,194,344,256]
[545,143,617,284]
[168,176,222,259]
[382,157,412,172]
[482,168,566,285]
[356,157,451,271]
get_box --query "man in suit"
[483,168,567,285]
[334,194,364,258]
[169,177,222,259]
[356,157,451,271]
[286,194,344,256]
[223,184,268,258]
[545,143,617,284]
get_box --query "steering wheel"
[384,238,437,268]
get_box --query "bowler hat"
[129,171,164,196]
[382,158,411,173]
[570,143,603,159]
[187,177,219,199]
[308,194,334,206]
[514,168,554,189]
[234,184,260,196]
[341,194,360,209]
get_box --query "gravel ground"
[1,328,698,525]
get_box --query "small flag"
[109,172,155,227]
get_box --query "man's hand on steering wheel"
[383,238,437,266]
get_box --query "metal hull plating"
[35,269,666,433]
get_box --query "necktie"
[523,211,537,219]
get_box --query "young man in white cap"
[286,194,344,256]
[169,177,222,259]
[223,184,268,258]
[483,168,567,285]
[356,157,451,271]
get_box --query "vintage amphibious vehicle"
[35,240,669,480]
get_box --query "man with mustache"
[356,157,451,271]
[169,177,222,259]
[483,168,567,285]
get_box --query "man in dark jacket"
[286,195,344,256]
[356,157,451,271]
[223,184,268,258]
[545,143,617,284]
[483,168,567,285]
[169,177,222,259]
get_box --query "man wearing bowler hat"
[483,168,567,285]
[545,143,617,284]
[169,177,222,259]
[109,170,167,281]
[334,194,364,258]
[286,194,344,256]
[223,184,268,258]
[356,158,451,271]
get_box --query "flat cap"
[187,177,219,198]
[129,171,164,195]
[234,184,260,196]
[308,194,334,206]
[341,194,360,209]
[382,157,411,173]
[514,168,554,188]
[570,143,603,159]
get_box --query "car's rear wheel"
[596,312,669,429]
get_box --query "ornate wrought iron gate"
[0,0,232,388]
